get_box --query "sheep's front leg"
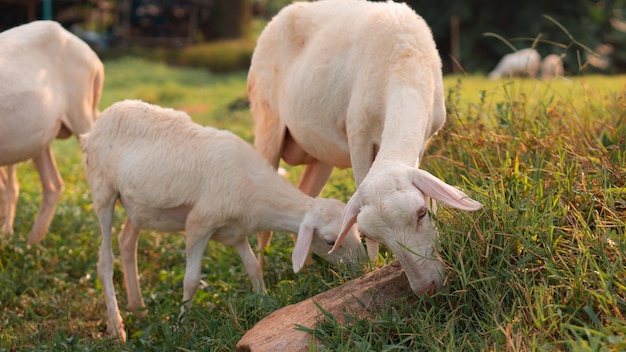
[29,148,64,244]
[1,165,18,234]
[251,97,286,268]
[236,238,266,294]
[118,219,145,315]
[297,160,334,198]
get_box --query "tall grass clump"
[306,76,625,351]
[438,76,624,350]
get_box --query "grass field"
[0,57,624,351]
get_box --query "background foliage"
[2,0,624,74]
[360,0,626,74]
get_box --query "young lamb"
[81,100,364,341]
[488,48,541,79]
[540,54,564,79]
[0,20,104,243]
[248,0,483,297]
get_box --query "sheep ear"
[292,222,314,273]
[329,190,360,254]
[411,169,482,211]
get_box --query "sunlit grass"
[1,58,624,350]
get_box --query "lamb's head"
[292,198,366,273]
[331,164,482,295]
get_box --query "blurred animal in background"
[540,54,565,79]
[488,48,541,79]
[586,43,614,71]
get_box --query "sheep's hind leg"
[119,218,146,315]
[298,160,334,198]
[0,167,6,219]
[236,238,266,294]
[182,226,212,313]
[295,160,334,266]
[1,165,18,235]
[28,148,63,244]
[252,108,286,268]
[95,193,127,342]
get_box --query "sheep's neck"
[373,119,428,169]
[372,86,434,169]
[254,187,310,234]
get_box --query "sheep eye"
[417,207,428,221]
[324,238,336,246]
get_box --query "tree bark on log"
[236,260,418,351]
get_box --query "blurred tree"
[199,0,252,40]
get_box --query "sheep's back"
[85,100,275,209]
[0,21,98,95]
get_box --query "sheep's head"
[330,165,482,295]
[292,198,367,273]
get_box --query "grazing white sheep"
[248,0,482,296]
[488,48,541,79]
[540,54,564,79]
[0,20,104,243]
[81,100,364,341]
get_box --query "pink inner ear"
[413,169,482,211]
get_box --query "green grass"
[1,58,624,351]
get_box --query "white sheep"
[0,20,104,243]
[488,48,541,79]
[540,54,564,79]
[80,99,364,341]
[248,0,483,296]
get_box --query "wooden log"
[236,260,418,351]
